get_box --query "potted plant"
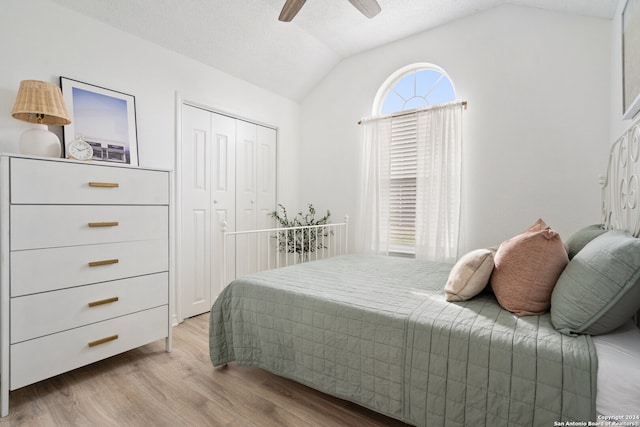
[269,203,331,262]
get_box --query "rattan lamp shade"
[11,80,71,125]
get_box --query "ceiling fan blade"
[279,0,306,22]
[347,0,381,18]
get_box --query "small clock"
[67,138,93,161]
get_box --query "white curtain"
[358,117,392,254]
[357,102,463,261]
[414,103,463,262]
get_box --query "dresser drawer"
[10,158,169,205]
[11,273,168,343]
[11,240,168,296]
[11,205,168,250]
[10,305,168,390]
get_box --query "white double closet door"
[181,105,276,318]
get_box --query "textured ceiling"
[50,0,618,101]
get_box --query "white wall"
[300,4,612,252]
[0,0,301,211]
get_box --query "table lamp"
[11,80,71,157]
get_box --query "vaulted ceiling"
[50,0,618,101]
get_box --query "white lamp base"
[18,124,62,158]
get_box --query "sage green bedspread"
[209,254,596,426]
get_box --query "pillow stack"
[444,220,640,335]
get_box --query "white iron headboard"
[601,117,640,237]
[600,116,640,328]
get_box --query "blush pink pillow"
[490,219,569,316]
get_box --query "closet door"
[180,106,276,319]
[210,113,236,305]
[236,120,257,233]
[256,126,277,272]
[181,106,235,319]
[235,122,277,276]
[256,126,277,230]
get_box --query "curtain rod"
[357,100,467,125]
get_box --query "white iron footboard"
[222,217,349,285]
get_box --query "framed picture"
[60,77,139,165]
[623,0,640,120]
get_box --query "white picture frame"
[60,77,139,165]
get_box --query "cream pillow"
[445,248,495,302]
[490,218,568,316]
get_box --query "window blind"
[389,114,417,255]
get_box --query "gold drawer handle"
[88,259,119,267]
[88,182,119,188]
[88,221,119,228]
[88,297,119,307]
[88,335,119,348]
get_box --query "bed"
[209,118,640,426]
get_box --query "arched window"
[373,63,456,115]
[366,64,461,258]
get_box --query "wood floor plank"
[0,313,410,427]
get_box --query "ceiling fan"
[278,0,382,22]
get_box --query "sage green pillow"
[565,224,606,260]
[550,230,640,336]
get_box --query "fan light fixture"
[11,79,71,158]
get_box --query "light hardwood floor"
[1,313,410,426]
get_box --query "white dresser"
[0,155,172,416]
